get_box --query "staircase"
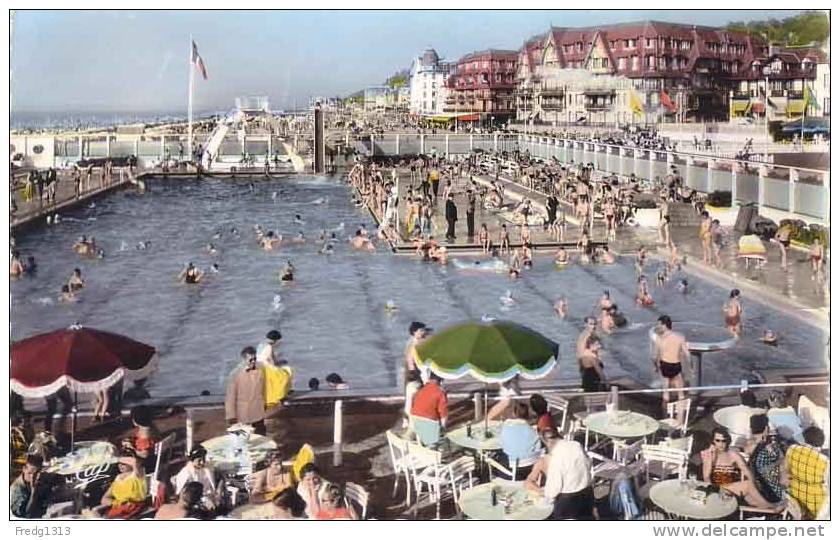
[201,121,230,169]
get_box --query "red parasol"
[11,324,157,398]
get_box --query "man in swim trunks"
[652,315,689,414]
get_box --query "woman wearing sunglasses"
[700,427,783,510]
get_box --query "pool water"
[11,176,828,398]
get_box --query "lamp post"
[763,66,772,158]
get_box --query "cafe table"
[226,502,277,519]
[202,432,278,475]
[458,479,553,520]
[649,478,738,520]
[447,420,503,453]
[44,441,117,477]
[583,410,660,457]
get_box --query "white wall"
[10,136,56,168]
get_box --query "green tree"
[726,11,828,46]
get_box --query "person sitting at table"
[296,463,324,518]
[785,426,829,519]
[172,446,221,512]
[498,402,543,480]
[155,481,210,520]
[529,394,556,433]
[121,406,158,472]
[487,376,521,421]
[747,414,787,505]
[524,428,560,493]
[544,434,596,520]
[9,454,52,519]
[409,372,448,429]
[315,482,358,520]
[700,427,782,510]
[250,450,294,503]
[268,487,307,519]
[100,451,148,519]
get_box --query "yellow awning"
[731,100,750,114]
[786,100,805,115]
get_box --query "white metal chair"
[148,432,177,506]
[640,443,689,484]
[405,441,444,518]
[484,453,540,482]
[385,430,413,508]
[659,398,692,437]
[544,394,570,435]
[573,394,610,422]
[344,481,370,520]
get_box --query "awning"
[751,102,765,114]
[731,100,750,114]
[456,113,480,121]
[583,90,615,96]
[786,100,806,116]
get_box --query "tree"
[726,11,828,46]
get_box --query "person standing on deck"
[445,193,458,242]
[225,346,267,435]
[465,189,476,240]
[652,315,689,417]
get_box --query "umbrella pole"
[71,392,78,451]
[484,386,489,435]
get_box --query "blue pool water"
[10,176,828,398]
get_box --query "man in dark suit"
[465,189,476,239]
[445,193,458,242]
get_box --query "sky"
[11,9,808,114]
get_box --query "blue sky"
[11,9,807,113]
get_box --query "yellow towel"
[263,364,293,407]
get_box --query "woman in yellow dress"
[257,330,293,407]
[101,452,147,519]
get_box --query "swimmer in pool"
[635,275,654,306]
[554,297,568,318]
[293,214,306,225]
[761,329,778,346]
[656,266,668,287]
[206,243,218,255]
[96,248,105,259]
[722,289,742,337]
[178,262,203,284]
[10,251,24,277]
[68,268,85,291]
[280,261,295,282]
[319,242,334,255]
[595,246,615,265]
[59,285,76,303]
[213,230,223,240]
[384,299,398,314]
[500,290,515,306]
[25,256,37,273]
[677,278,689,294]
[350,231,375,252]
[555,247,569,266]
[291,232,306,244]
[598,290,613,312]
[136,241,151,250]
[73,236,93,256]
[261,231,280,251]
[210,263,220,273]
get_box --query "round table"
[226,502,277,519]
[584,410,660,440]
[44,441,117,476]
[649,323,737,387]
[447,420,503,452]
[458,479,553,520]
[649,479,738,520]
[201,433,277,474]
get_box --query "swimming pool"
[10,175,828,398]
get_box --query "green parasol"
[413,320,559,383]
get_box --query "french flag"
[192,40,208,80]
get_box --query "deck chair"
[344,482,370,520]
[659,398,692,437]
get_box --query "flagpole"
[188,34,194,164]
